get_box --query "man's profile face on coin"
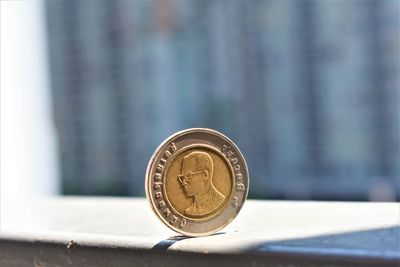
[179,155,208,196]
[178,151,225,216]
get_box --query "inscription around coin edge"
[152,142,188,228]
[221,144,246,207]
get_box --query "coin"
[145,128,249,237]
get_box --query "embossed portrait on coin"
[177,151,225,216]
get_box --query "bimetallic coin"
[145,128,249,237]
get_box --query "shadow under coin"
[152,232,226,251]
[152,235,192,251]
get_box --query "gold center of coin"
[164,146,233,220]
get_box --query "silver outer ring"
[145,128,249,237]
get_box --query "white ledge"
[1,197,399,267]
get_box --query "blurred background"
[1,0,399,202]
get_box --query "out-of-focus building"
[45,0,399,200]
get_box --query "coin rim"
[145,128,249,237]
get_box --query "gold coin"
[145,128,249,237]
